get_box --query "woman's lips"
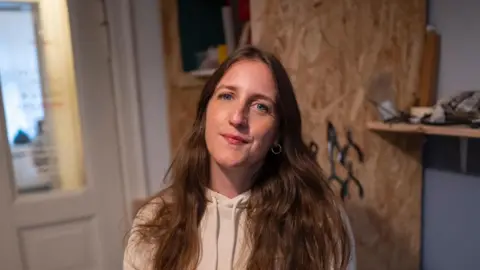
[222,134,249,145]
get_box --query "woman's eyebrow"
[215,84,276,104]
[250,93,276,104]
[215,83,239,91]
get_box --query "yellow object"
[217,44,228,64]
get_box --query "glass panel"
[0,1,85,195]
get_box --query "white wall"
[429,0,480,98]
[422,0,480,269]
[130,0,171,195]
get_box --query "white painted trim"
[0,0,38,3]
[103,0,149,220]
[130,0,172,195]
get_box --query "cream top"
[123,189,356,270]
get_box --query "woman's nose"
[229,106,248,127]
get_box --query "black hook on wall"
[326,121,365,200]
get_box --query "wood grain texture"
[418,29,440,106]
[251,1,426,269]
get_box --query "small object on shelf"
[367,72,401,121]
[420,90,480,127]
[409,106,433,124]
[410,106,433,118]
[189,45,228,78]
[197,47,219,70]
[217,44,228,64]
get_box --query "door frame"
[103,0,171,220]
[0,0,146,267]
[0,0,171,221]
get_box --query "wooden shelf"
[367,121,480,139]
[189,68,215,77]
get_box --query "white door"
[0,0,128,269]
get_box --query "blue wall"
[422,1,480,269]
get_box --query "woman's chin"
[214,155,248,169]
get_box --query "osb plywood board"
[160,0,204,151]
[251,1,425,270]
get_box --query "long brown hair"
[129,45,351,269]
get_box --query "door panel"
[0,0,128,269]
[19,218,101,270]
[12,191,94,226]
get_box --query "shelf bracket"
[459,138,468,174]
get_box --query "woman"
[124,45,356,270]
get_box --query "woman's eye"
[254,103,270,113]
[218,93,233,100]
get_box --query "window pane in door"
[0,2,85,195]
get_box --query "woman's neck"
[209,161,258,198]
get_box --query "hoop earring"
[270,143,282,155]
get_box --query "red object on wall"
[238,0,250,22]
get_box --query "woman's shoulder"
[335,202,357,270]
[123,188,173,270]
[132,187,174,225]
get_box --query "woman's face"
[205,60,279,169]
